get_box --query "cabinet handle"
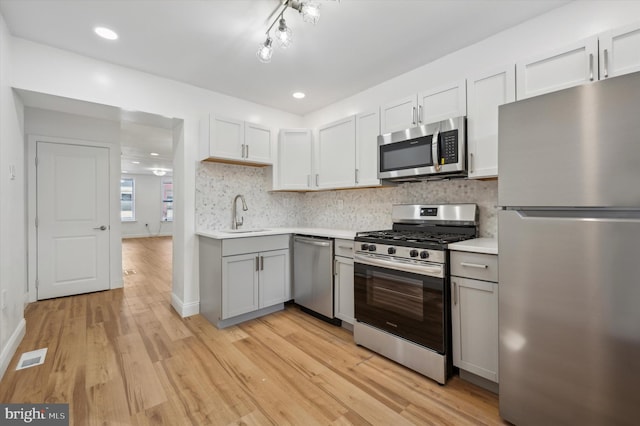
[256,256,260,271]
[589,53,594,81]
[355,168,359,184]
[260,256,264,271]
[453,281,458,306]
[246,144,249,158]
[315,174,319,187]
[334,259,338,276]
[469,152,474,174]
[460,262,488,269]
[412,106,416,125]
[338,245,353,250]
[603,48,609,78]
[418,105,423,124]
[241,144,246,158]
[307,174,311,188]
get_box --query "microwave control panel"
[439,130,458,165]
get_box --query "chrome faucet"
[232,194,248,229]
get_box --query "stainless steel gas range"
[353,204,478,384]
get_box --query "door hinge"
[35,279,39,289]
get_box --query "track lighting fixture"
[256,0,322,63]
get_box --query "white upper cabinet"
[381,81,467,134]
[418,80,467,124]
[199,114,272,165]
[380,94,418,134]
[516,36,598,100]
[316,116,356,190]
[466,65,516,179]
[276,129,313,191]
[244,122,272,164]
[599,21,640,79]
[355,109,381,187]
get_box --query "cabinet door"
[516,36,598,100]
[355,109,381,187]
[245,122,272,164]
[259,249,289,308]
[600,22,640,79]
[466,65,515,179]
[211,115,244,160]
[380,94,417,134]
[222,253,259,319]
[451,276,498,382]
[334,255,354,324]
[418,80,467,124]
[316,116,356,189]
[277,129,313,190]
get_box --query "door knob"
[93,225,107,231]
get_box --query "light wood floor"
[0,236,506,425]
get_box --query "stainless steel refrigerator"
[498,71,640,425]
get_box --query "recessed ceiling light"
[292,92,306,99]
[150,152,159,156]
[131,161,140,164]
[94,26,118,41]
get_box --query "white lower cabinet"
[450,251,499,383]
[334,239,355,324]
[199,234,290,328]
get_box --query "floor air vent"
[16,348,47,370]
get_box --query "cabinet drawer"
[334,239,354,258]
[222,234,290,257]
[451,251,498,282]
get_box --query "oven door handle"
[354,253,444,278]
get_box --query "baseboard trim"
[0,318,26,380]
[171,293,199,318]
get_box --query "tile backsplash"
[196,162,498,237]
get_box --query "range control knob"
[420,251,429,259]
[360,243,369,251]
[387,247,396,255]
[409,249,419,257]
[368,245,377,252]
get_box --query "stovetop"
[356,229,474,246]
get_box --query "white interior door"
[36,142,110,300]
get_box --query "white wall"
[0,13,26,380]
[121,173,173,238]
[7,31,304,320]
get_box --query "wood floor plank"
[0,236,504,425]
[116,333,168,414]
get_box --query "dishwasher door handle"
[294,236,331,247]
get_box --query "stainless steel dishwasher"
[293,235,340,325]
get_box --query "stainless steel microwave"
[377,116,467,182]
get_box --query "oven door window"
[379,137,432,173]
[354,262,445,353]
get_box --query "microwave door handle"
[432,126,441,171]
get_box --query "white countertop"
[196,227,357,240]
[448,237,498,255]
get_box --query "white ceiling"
[0,0,570,116]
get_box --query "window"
[162,178,173,222]
[120,177,135,221]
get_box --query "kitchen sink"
[220,228,270,234]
